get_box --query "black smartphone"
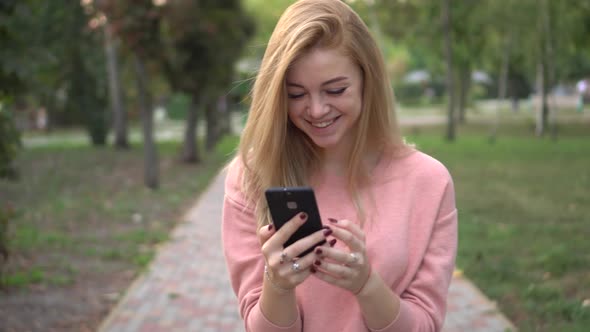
[265,186,326,257]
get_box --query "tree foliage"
[0,0,22,179]
[96,0,162,188]
[1,0,108,144]
[159,0,254,159]
[372,0,590,137]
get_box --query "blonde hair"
[239,0,407,227]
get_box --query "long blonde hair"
[239,0,407,227]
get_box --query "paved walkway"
[98,171,516,332]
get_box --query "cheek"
[336,95,362,116]
[287,101,304,121]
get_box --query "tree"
[441,0,456,141]
[374,0,459,139]
[103,20,129,149]
[97,0,161,188]
[159,0,254,160]
[0,0,23,179]
[1,0,109,145]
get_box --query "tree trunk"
[536,60,549,137]
[218,95,231,136]
[442,0,456,141]
[544,0,557,140]
[104,22,128,149]
[133,55,159,189]
[182,94,202,163]
[457,64,471,124]
[536,0,551,137]
[491,32,512,143]
[205,98,219,151]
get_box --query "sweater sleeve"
[221,159,303,332]
[372,171,458,332]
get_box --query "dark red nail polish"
[323,228,333,236]
[310,266,316,273]
[314,260,321,266]
[267,224,274,231]
[329,239,337,247]
[328,218,338,223]
[300,212,307,220]
[315,248,323,255]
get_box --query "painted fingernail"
[267,224,274,231]
[300,212,307,220]
[328,218,338,223]
[310,266,316,273]
[323,227,333,236]
[329,239,337,247]
[315,248,323,255]
[314,260,321,266]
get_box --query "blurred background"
[1,0,589,331]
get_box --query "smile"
[309,116,339,128]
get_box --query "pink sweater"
[222,150,457,332]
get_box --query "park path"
[98,170,516,332]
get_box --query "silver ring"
[350,253,360,264]
[291,262,300,272]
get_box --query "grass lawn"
[0,136,238,330]
[1,118,589,331]
[403,121,590,332]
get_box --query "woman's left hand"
[312,218,372,295]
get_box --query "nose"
[308,95,329,119]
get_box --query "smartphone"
[265,186,326,257]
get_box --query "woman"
[222,1,457,331]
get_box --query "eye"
[288,93,305,99]
[327,87,347,95]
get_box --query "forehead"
[286,47,359,83]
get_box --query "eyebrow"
[286,76,349,88]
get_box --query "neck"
[318,144,380,179]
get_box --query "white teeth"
[311,119,335,128]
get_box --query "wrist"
[353,266,373,295]
[264,264,294,295]
[355,268,381,299]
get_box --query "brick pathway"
[98,171,516,332]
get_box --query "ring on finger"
[292,261,301,272]
[280,251,288,264]
[349,252,360,264]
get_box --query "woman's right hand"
[258,212,331,293]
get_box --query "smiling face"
[285,47,363,154]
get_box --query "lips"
[308,116,340,129]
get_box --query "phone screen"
[265,187,326,257]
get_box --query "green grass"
[0,136,238,289]
[403,122,590,332]
[3,120,590,330]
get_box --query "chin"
[309,136,341,149]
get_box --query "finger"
[284,226,331,258]
[257,223,276,247]
[327,218,365,242]
[268,212,308,248]
[314,245,364,266]
[312,259,354,280]
[274,257,315,284]
[313,268,349,288]
[327,224,364,253]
